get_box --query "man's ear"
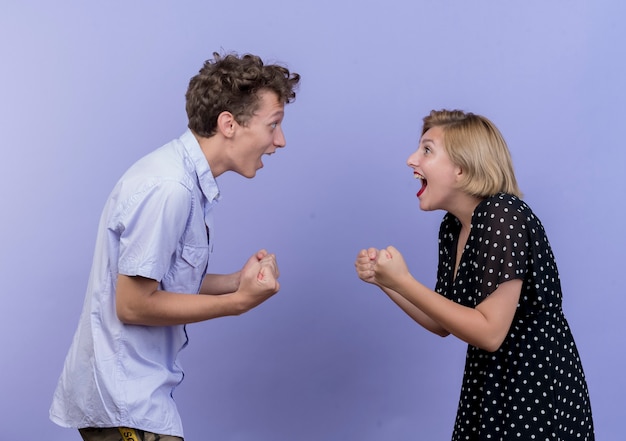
[216,111,236,138]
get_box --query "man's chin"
[238,169,258,179]
[232,164,260,179]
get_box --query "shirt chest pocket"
[181,243,209,268]
[162,243,209,293]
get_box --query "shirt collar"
[179,129,221,204]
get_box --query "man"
[50,52,301,441]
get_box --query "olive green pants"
[79,427,183,441]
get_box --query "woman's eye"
[270,122,278,129]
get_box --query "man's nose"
[275,127,286,147]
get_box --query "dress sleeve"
[435,213,458,297]
[113,180,192,282]
[472,197,529,300]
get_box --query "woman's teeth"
[415,173,427,197]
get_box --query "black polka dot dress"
[435,193,594,440]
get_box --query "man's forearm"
[199,272,240,295]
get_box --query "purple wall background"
[1,1,624,439]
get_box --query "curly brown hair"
[185,52,300,137]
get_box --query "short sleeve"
[435,213,460,297]
[471,196,529,300]
[113,180,192,281]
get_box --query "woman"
[355,109,594,440]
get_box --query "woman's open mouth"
[415,172,427,198]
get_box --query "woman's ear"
[455,164,464,181]
[216,111,236,138]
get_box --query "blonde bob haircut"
[421,109,522,198]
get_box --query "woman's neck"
[449,194,484,230]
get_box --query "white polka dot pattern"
[435,193,594,440]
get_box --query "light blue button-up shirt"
[50,130,220,437]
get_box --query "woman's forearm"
[380,286,450,337]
